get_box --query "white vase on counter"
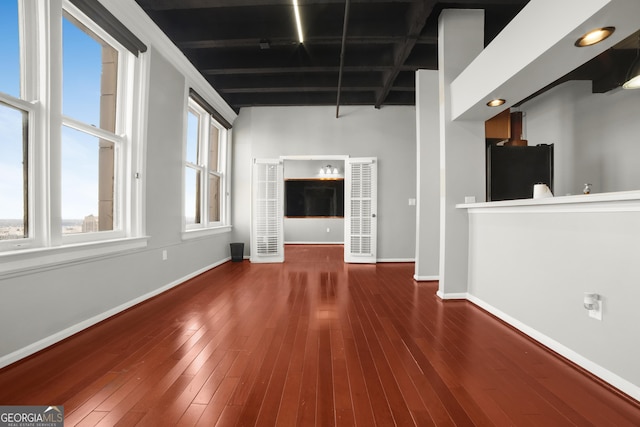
[533,183,553,199]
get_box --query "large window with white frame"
[185,96,228,231]
[0,0,144,253]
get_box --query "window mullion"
[44,0,64,247]
[200,114,210,225]
[0,94,36,112]
[62,115,124,143]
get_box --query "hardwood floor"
[1,244,639,426]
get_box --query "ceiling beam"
[201,65,420,75]
[137,0,413,11]
[138,0,527,10]
[336,0,352,118]
[177,35,437,50]
[219,86,379,94]
[374,0,436,108]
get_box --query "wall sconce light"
[622,35,640,90]
[319,165,339,175]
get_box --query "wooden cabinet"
[485,109,511,139]
[485,109,527,146]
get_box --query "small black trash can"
[230,243,244,262]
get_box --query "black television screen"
[285,179,344,217]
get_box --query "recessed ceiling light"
[575,27,615,47]
[486,99,506,107]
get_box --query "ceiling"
[134,0,639,113]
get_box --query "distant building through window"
[82,215,99,233]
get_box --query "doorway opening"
[250,156,377,264]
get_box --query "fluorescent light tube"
[293,0,304,43]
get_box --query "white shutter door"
[344,158,377,263]
[251,159,284,263]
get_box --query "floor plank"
[0,245,639,426]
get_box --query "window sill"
[182,225,232,241]
[0,236,149,279]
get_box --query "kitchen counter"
[456,190,640,212]
[457,188,640,401]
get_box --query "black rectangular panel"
[487,144,554,201]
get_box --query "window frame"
[183,96,229,235]
[0,0,147,272]
[0,97,36,251]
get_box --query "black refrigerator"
[486,144,554,201]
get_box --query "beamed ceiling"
[134,0,640,113]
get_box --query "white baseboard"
[466,293,640,402]
[0,257,231,370]
[436,290,467,300]
[377,258,414,263]
[414,274,439,281]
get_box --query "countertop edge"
[456,190,640,209]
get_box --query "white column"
[437,10,486,298]
[414,70,440,281]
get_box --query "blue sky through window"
[61,126,100,221]
[0,0,23,223]
[0,0,20,98]
[63,15,103,126]
[0,105,26,225]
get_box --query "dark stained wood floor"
[0,245,639,426]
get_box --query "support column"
[438,10,486,299]
[414,70,439,281]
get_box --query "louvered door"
[344,158,377,263]
[250,159,284,263]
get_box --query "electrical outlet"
[162,250,168,261]
[588,300,603,320]
[326,228,330,233]
[408,198,416,206]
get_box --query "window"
[0,0,33,244]
[62,10,122,237]
[0,0,146,260]
[184,97,228,231]
[0,102,28,241]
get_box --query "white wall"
[522,81,640,196]
[0,47,233,367]
[231,105,417,261]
